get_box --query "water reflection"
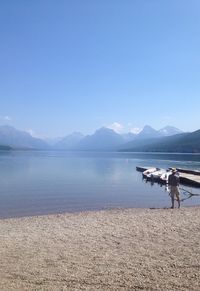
[0,151,200,218]
[142,175,200,205]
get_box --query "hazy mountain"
[0,125,49,149]
[120,125,184,151]
[56,125,184,151]
[0,145,12,150]
[149,129,200,153]
[76,127,124,150]
[136,125,162,139]
[158,126,183,136]
[120,136,164,151]
[121,130,200,153]
[55,132,84,149]
[122,132,136,142]
[45,137,63,146]
[0,124,187,151]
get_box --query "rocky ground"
[0,207,200,290]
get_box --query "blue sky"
[0,0,200,137]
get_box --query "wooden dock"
[179,173,200,187]
[173,168,200,176]
[136,166,200,187]
[136,166,149,172]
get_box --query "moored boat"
[160,170,172,184]
[143,167,159,178]
[149,169,166,180]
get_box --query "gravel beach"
[0,207,200,290]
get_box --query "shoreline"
[1,207,200,290]
[1,203,200,221]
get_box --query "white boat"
[160,169,180,183]
[160,170,172,183]
[149,169,166,180]
[142,167,159,178]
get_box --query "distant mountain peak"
[0,125,20,132]
[136,125,161,139]
[96,126,114,132]
[94,127,119,136]
[0,125,49,149]
[54,131,84,149]
[159,126,183,136]
[143,125,154,130]
[76,126,124,150]
[141,125,157,132]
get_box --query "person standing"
[168,168,180,209]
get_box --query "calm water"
[0,150,200,218]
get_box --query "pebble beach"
[0,207,200,290]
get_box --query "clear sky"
[0,0,200,137]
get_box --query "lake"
[0,150,200,218]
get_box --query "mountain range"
[0,125,49,150]
[65,125,184,151]
[122,130,200,153]
[0,124,199,153]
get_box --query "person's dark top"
[168,173,180,187]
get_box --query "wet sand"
[0,207,200,290]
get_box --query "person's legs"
[170,186,180,208]
[170,188,175,208]
[175,187,181,208]
[177,197,180,208]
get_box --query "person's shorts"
[170,186,180,199]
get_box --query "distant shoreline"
[3,148,200,153]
